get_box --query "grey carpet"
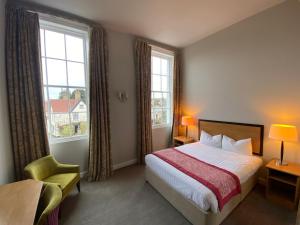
[61,165,296,225]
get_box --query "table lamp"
[181,116,194,137]
[269,124,298,166]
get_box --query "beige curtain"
[5,7,50,180]
[171,53,182,142]
[135,40,152,164]
[88,26,112,181]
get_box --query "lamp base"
[275,159,288,166]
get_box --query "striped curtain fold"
[5,7,50,180]
[87,26,112,181]
[171,53,182,143]
[135,40,152,164]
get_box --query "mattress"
[145,142,263,213]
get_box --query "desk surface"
[0,179,43,225]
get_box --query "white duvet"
[145,142,263,213]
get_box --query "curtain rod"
[7,0,103,29]
[137,36,180,53]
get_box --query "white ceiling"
[23,0,285,47]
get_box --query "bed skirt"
[145,166,258,225]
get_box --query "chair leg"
[76,181,80,192]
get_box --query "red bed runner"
[153,148,241,210]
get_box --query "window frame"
[151,49,174,129]
[39,18,90,144]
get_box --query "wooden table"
[0,179,43,225]
[266,159,300,209]
[173,136,194,147]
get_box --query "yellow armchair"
[35,183,62,225]
[25,155,80,200]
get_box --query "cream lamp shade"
[269,124,298,142]
[181,116,194,126]
[181,116,194,138]
[269,124,298,166]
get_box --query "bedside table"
[173,136,194,147]
[266,159,300,209]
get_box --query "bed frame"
[145,119,264,225]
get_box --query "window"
[40,19,89,143]
[151,50,174,127]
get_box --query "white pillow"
[199,130,222,148]
[222,135,253,156]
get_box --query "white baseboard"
[79,159,137,178]
[80,171,87,178]
[113,159,137,170]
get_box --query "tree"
[59,89,71,99]
[71,89,86,103]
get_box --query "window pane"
[47,59,67,86]
[161,58,168,75]
[153,92,162,107]
[151,110,154,125]
[48,87,69,101]
[40,29,45,57]
[152,56,160,74]
[71,113,88,136]
[42,58,47,85]
[51,113,71,137]
[43,87,48,102]
[162,93,169,108]
[66,35,84,62]
[45,30,65,59]
[69,88,87,102]
[153,109,162,125]
[162,109,168,124]
[67,62,85,87]
[161,76,168,91]
[152,75,161,91]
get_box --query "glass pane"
[153,109,162,125]
[66,35,84,62]
[153,92,162,107]
[67,62,85,87]
[161,58,168,75]
[161,76,168,91]
[151,110,154,125]
[45,30,65,59]
[152,75,161,91]
[47,59,67,86]
[151,93,154,107]
[51,113,71,137]
[42,58,47,85]
[162,109,168,124]
[40,29,45,57]
[48,87,70,101]
[162,93,169,108]
[71,113,88,136]
[43,87,48,102]
[152,56,160,74]
[69,88,87,103]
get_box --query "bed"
[145,119,264,225]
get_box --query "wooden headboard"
[198,119,264,156]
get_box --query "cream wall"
[0,0,14,184]
[107,30,137,166]
[182,0,300,164]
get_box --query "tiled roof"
[45,99,80,113]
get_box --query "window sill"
[49,135,89,145]
[152,124,171,130]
